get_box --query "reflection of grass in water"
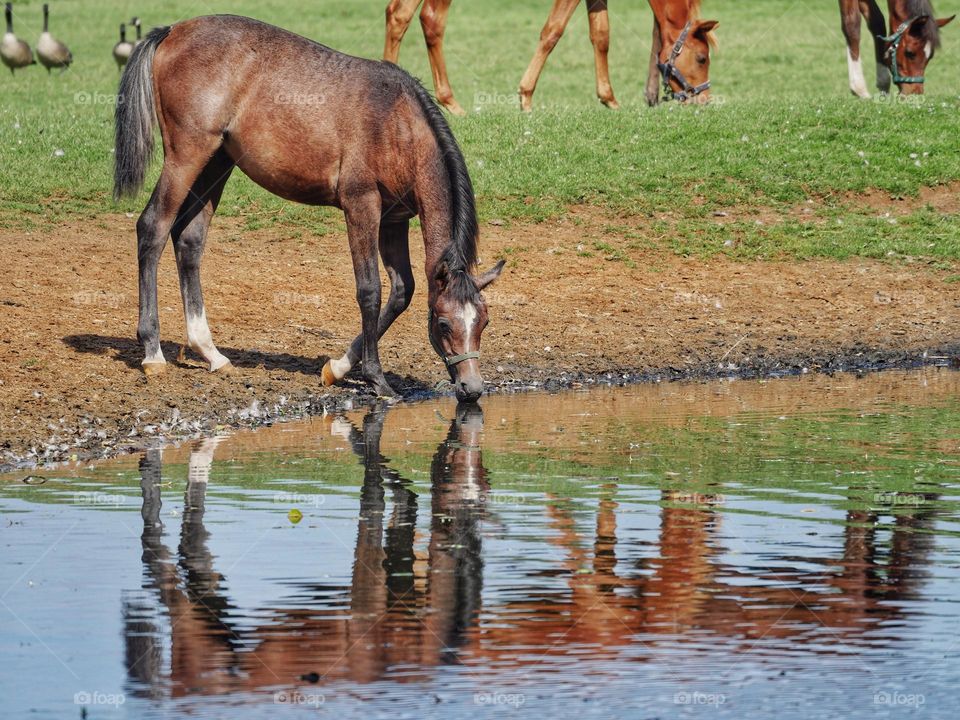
[5,394,959,535]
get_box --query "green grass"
[2,0,960,261]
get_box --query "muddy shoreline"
[3,343,958,474]
[3,210,959,473]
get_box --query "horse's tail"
[405,76,478,272]
[113,26,171,200]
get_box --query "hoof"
[321,360,337,387]
[142,362,166,377]
[212,360,235,375]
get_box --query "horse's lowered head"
[883,13,954,94]
[659,19,719,104]
[428,259,505,403]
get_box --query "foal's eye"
[697,54,707,65]
[905,50,916,59]
[437,318,452,334]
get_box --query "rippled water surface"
[3,368,960,718]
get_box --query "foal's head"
[429,260,505,403]
[886,14,954,94]
[660,20,719,104]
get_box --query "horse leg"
[341,193,396,397]
[587,0,619,109]
[323,221,414,388]
[840,0,871,97]
[519,0,582,112]
[136,151,212,376]
[171,149,235,373]
[384,0,422,62]
[644,17,663,106]
[420,0,465,115]
[860,0,890,92]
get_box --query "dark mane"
[402,71,480,277]
[905,0,942,47]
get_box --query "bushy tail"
[113,26,170,200]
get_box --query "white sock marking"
[330,354,353,380]
[847,49,870,98]
[187,310,230,371]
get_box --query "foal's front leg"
[341,194,396,398]
[322,221,414,390]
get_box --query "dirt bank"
[1,208,958,470]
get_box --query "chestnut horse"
[521,0,718,111]
[114,15,503,402]
[840,0,954,97]
[386,1,717,113]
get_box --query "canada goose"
[113,23,132,70]
[36,3,72,73]
[130,16,142,47]
[1,2,34,74]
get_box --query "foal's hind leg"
[323,221,414,389]
[519,0,582,112]
[384,0,423,62]
[136,151,213,376]
[171,150,235,373]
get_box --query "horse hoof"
[142,362,166,377]
[321,360,337,387]
[212,360,235,375]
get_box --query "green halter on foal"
[880,17,926,85]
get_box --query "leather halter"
[428,309,479,379]
[880,17,926,84]
[657,21,710,102]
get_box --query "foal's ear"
[434,261,450,290]
[908,15,932,36]
[693,19,720,44]
[475,259,506,290]
[937,15,956,28]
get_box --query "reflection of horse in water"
[125,426,938,698]
[124,406,489,697]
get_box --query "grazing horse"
[114,15,503,402]
[840,0,954,97]
[384,0,463,115]
[643,0,719,106]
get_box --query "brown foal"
[114,15,503,402]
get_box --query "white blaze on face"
[460,302,478,349]
[924,42,933,59]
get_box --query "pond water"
[2,368,960,719]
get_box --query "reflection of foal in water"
[125,407,489,696]
[115,15,503,401]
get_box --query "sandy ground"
[1,206,958,468]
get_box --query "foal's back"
[152,15,433,207]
